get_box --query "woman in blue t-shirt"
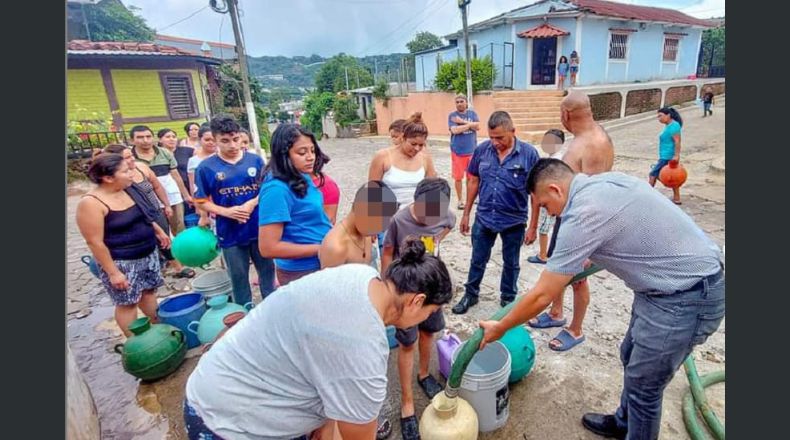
[258,124,333,286]
[650,107,683,204]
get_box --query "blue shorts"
[650,159,671,178]
[395,308,445,346]
[570,66,579,74]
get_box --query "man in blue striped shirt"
[479,159,724,440]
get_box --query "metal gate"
[480,42,514,89]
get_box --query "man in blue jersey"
[194,115,275,305]
[448,94,480,210]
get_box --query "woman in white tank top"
[368,112,437,209]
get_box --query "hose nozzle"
[444,387,459,399]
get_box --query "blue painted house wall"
[414,3,705,91]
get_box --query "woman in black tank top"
[76,153,171,337]
[102,144,195,279]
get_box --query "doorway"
[531,37,557,86]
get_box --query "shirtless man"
[320,180,398,269]
[526,90,614,351]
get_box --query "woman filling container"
[184,239,453,440]
[258,123,333,286]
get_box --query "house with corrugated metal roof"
[155,34,237,61]
[67,40,223,155]
[414,0,715,91]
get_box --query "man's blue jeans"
[615,270,725,439]
[222,240,275,305]
[464,221,525,302]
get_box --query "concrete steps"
[515,123,563,133]
[493,90,565,98]
[492,91,564,138]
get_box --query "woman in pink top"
[312,152,340,224]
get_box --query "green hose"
[446,265,604,394]
[683,356,725,440]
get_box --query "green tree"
[699,25,725,75]
[79,0,155,42]
[434,56,495,94]
[314,54,374,93]
[301,91,335,135]
[332,94,360,128]
[215,64,271,152]
[406,32,443,53]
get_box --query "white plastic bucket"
[192,269,233,299]
[451,340,512,432]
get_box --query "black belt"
[685,265,724,293]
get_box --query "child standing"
[528,129,568,265]
[557,56,569,90]
[569,51,580,86]
[381,177,456,440]
[703,89,715,117]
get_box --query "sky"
[126,0,725,57]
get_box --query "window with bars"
[609,33,629,60]
[161,73,199,119]
[663,38,679,62]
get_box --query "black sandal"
[417,374,444,399]
[400,415,421,440]
[174,268,196,278]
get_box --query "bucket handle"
[244,302,255,311]
[113,344,124,354]
[81,255,93,266]
[172,329,185,344]
[187,321,200,335]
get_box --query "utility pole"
[226,0,262,154]
[356,69,360,88]
[344,66,350,92]
[374,58,379,82]
[459,0,474,108]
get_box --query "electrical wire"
[357,0,444,56]
[373,0,454,55]
[157,5,210,32]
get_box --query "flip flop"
[673,200,682,205]
[528,311,567,329]
[376,418,392,440]
[400,415,420,440]
[549,328,586,352]
[418,374,444,399]
[174,268,196,279]
[527,255,547,264]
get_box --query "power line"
[356,0,442,55]
[157,5,210,32]
[375,0,454,55]
[357,0,444,56]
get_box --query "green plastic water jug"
[171,227,220,267]
[114,317,187,381]
[500,324,536,383]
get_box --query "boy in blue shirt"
[194,115,275,304]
